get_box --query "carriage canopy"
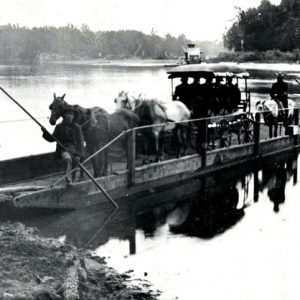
[167,63,249,79]
[167,62,251,113]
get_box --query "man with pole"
[0,87,118,208]
[41,105,84,185]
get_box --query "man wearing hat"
[224,75,241,113]
[42,106,84,185]
[173,76,192,109]
[270,73,288,124]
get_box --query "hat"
[276,72,284,78]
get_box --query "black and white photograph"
[1,0,300,299]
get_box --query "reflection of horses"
[115,91,191,161]
[49,93,140,177]
[256,99,295,138]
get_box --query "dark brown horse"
[49,93,140,177]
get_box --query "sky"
[0,0,282,41]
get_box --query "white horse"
[256,98,295,138]
[115,91,191,161]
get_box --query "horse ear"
[54,93,56,99]
[62,94,66,100]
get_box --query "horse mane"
[135,99,170,124]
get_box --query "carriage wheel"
[217,118,229,136]
[217,118,231,148]
[219,134,232,148]
[241,113,254,143]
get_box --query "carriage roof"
[167,63,249,79]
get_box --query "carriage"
[167,63,254,148]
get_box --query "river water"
[1,60,300,159]
[1,60,300,299]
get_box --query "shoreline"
[0,222,160,300]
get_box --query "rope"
[0,116,49,124]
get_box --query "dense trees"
[0,25,193,64]
[224,0,300,52]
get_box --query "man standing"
[270,73,288,124]
[42,106,84,185]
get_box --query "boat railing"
[1,107,299,188]
[52,107,299,187]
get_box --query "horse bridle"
[122,94,134,110]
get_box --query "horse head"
[114,91,142,111]
[49,93,67,125]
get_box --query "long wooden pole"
[0,87,118,208]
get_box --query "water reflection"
[169,177,244,238]
[1,151,297,258]
[262,154,297,212]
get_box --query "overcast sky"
[0,0,281,41]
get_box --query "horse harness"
[72,105,110,134]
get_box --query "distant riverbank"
[209,50,300,64]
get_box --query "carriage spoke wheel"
[241,113,254,143]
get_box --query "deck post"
[254,112,261,156]
[295,108,299,126]
[127,128,136,187]
[294,108,299,145]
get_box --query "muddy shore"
[0,223,160,300]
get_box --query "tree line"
[224,0,300,52]
[0,24,195,64]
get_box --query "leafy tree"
[224,0,300,52]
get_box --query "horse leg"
[153,130,161,162]
[86,143,99,178]
[175,125,188,157]
[173,127,181,158]
[274,123,278,137]
[92,153,101,178]
[99,150,108,176]
[268,125,272,138]
[181,126,188,156]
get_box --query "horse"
[115,91,191,161]
[256,98,295,138]
[49,93,140,177]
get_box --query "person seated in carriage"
[270,73,288,124]
[173,76,192,110]
[213,76,226,113]
[200,74,222,115]
[224,74,241,113]
[200,74,214,96]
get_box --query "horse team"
[48,76,295,181]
